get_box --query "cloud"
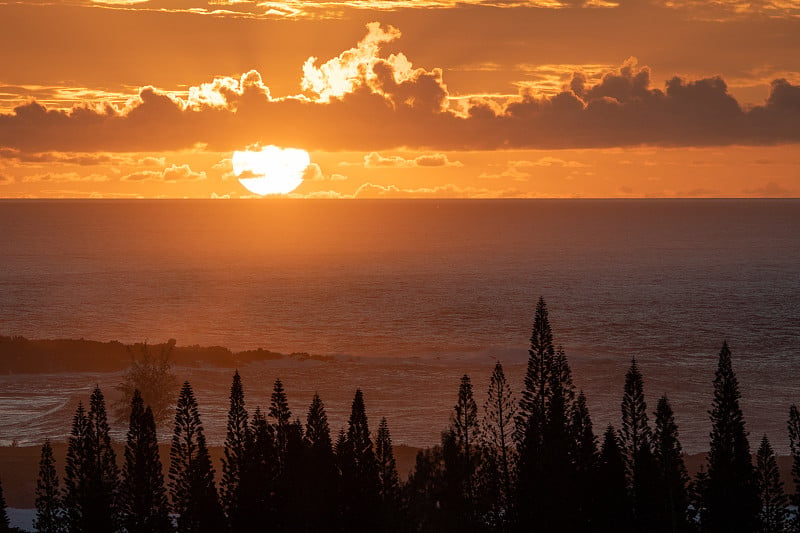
[1,26,799,153]
[352,181,524,198]
[0,148,128,166]
[743,181,794,197]
[362,152,462,168]
[122,163,206,182]
[36,0,799,20]
[137,156,166,166]
[0,174,12,184]
[21,172,109,182]
[479,157,587,180]
[513,156,589,168]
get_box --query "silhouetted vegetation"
[705,341,761,532]
[115,341,178,427]
[9,297,800,532]
[33,440,61,533]
[119,390,171,533]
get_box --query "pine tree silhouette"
[453,374,480,507]
[168,381,226,533]
[620,358,660,529]
[404,445,446,532]
[756,435,788,533]
[515,296,555,446]
[0,478,10,532]
[221,371,251,532]
[247,407,277,528]
[280,418,307,532]
[788,404,800,530]
[301,393,338,533]
[89,386,121,530]
[266,379,304,533]
[34,439,63,533]
[63,402,90,532]
[541,347,578,530]
[620,358,652,482]
[514,296,557,530]
[594,425,632,532]
[305,393,332,451]
[482,361,516,526]
[62,390,120,533]
[704,341,760,532]
[653,395,690,532]
[571,391,598,531]
[269,378,292,467]
[376,417,402,531]
[119,390,171,533]
[376,417,400,503]
[338,389,380,533]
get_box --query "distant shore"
[0,336,332,374]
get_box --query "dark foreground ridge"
[2,297,800,533]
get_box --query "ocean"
[0,199,798,453]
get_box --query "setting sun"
[231,146,310,196]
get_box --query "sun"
[232,146,310,196]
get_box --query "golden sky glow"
[0,1,798,198]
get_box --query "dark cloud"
[1,57,799,153]
[0,147,126,165]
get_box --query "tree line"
[6,297,800,532]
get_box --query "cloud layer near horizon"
[1,23,799,154]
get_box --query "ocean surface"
[0,199,798,453]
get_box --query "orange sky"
[0,1,798,198]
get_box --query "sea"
[0,199,798,454]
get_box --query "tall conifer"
[620,358,660,529]
[482,361,516,521]
[571,391,598,530]
[541,347,578,530]
[247,407,276,528]
[515,296,555,446]
[514,296,556,530]
[301,394,337,533]
[34,439,63,533]
[0,478,10,533]
[221,371,251,531]
[376,417,402,531]
[63,402,90,532]
[338,389,380,533]
[705,341,760,532]
[653,395,690,532]
[620,358,652,481]
[376,417,400,503]
[63,392,120,533]
[788,404,800,530]
[453,374,480,506]
[84,386,121,532]
[595,425,631,532]
[120,390,171,533]
[756,435,788,533]
[269,378,292,471]
[168,381,226,533]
